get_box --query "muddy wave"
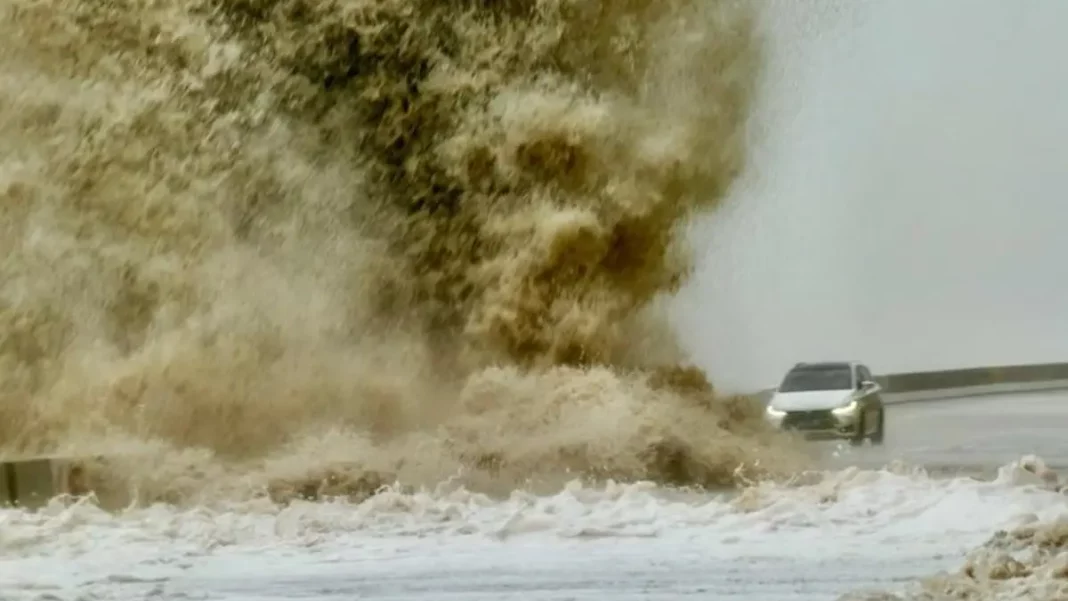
[0,0,807,504]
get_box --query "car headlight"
[832,399,858,415]
[765,406,786,417]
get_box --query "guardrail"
[753,361,1068,406]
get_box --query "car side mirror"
[862,380,880,392]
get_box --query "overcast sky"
[677,0,1068,390]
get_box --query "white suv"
[764,361,886,445]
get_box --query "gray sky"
[677,0,1068,390]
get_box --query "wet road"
[821,389,1068,474]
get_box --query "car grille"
[782,410,837,430]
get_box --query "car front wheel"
[850,413,866,446]
[870,408,885,445]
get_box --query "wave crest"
[0,0,806,504]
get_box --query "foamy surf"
[2,457,1067,600]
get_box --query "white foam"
[2,458,1066,600]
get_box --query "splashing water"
[0,0,810,504]
[4,455,1068,600]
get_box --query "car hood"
[770,390,854,411]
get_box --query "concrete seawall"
[0,456,94,510]
[751,362,1068,407]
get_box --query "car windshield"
[779,365,853,392]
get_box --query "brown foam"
[0,0,809,505]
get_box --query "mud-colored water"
[0,0,810,505]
